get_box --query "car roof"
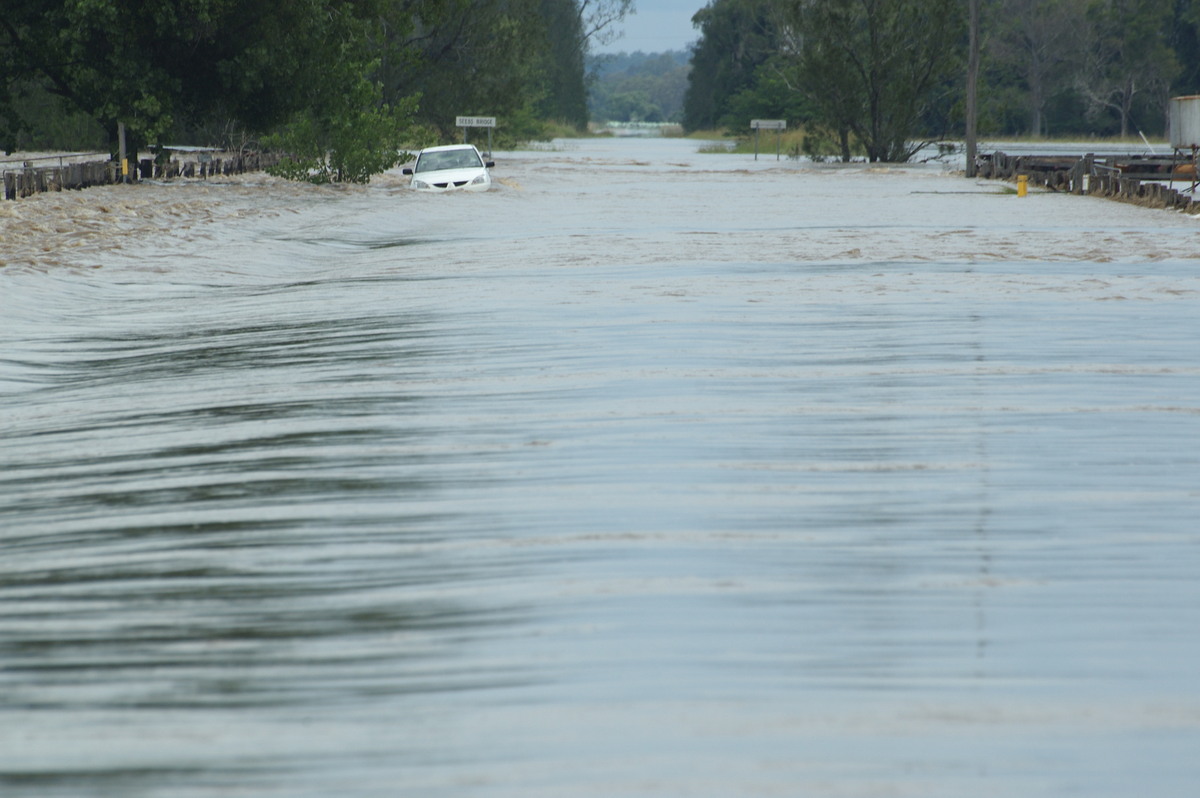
[419,144,479,154]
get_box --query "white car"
[402,144,494,192]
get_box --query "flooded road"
[2,138,1199,796]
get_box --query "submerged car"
[402,144,494,192]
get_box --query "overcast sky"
[592,0,705,54]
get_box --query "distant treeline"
[588,51,690,124]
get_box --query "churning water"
[2,138,1199,797]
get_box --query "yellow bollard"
[1017,173,1028,197]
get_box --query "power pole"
[965,0,980,178]
[118,122,128,183]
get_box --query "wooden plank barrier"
[974,150,1198,213]
[3,158,121,199]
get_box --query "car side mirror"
[485,161,495,169]
[402,167,413,175]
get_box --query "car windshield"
[415,148,483,173]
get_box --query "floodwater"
[2,138,1199,797]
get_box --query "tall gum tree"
[781,0,962,162]
[683,0,781,131]
[1077,0,1178,137]
[985,0,1090,137]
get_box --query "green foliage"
[378,0,597,143]
[788,0,963,162]
[537,0,589,129]
[1172,0,1200,95]
[683,0,782,131]
[3,0,602,163]
[984,0,1090,137]
[1,79,106,151]
[678,0,1197,149]
[723,59,815,130]
[266,89,418,184]
[978,0,1187,137]
[8,0,1192,163]
[1078,0,1178,137]
[1,0,405,157]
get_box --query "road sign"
[751,120,787,160]
[456,116,497,153]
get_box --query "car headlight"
[412,179,431,189]
[470,173,489,185]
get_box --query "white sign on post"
[456,116,497,152]
[750,119,787,160]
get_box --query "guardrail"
[0,151,109,169]
[2,150,283,200]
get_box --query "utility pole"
[118,122,128,183]
[965,0,980,178]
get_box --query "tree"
[781,0,962,162]
[0,77,107,151]
[725,57,817,130]
[539,0,590,128]
[578,0,636,47]
[379,0,617,139]
[771,3,859,159]
[2,0,613,161]
[539,0,633,129]
[985,0,1089,137]
[383,0,558,143]
[1,0,240,152]
[1170,0,1200,96]
[1076,0,1178,137]
[0,0,416,179]
[265,55,417,184]
[683,0,781,131]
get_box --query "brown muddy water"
[2,138,1199,797]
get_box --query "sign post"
[456,116,497,156]
[750,119,787,161]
